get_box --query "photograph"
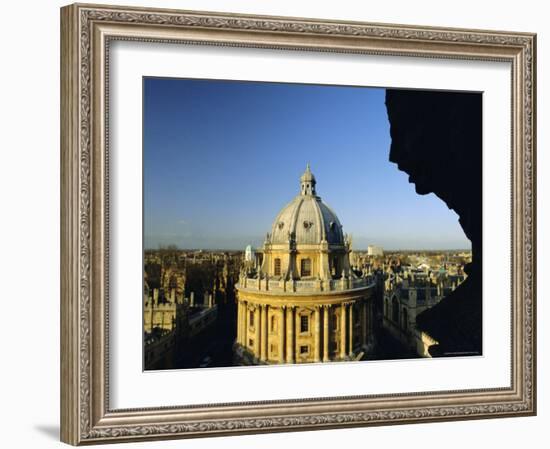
[0,0,543,445]
[57,3,536,444]
[142,78,482,371]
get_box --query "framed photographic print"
[60,3,537,445]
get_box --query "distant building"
[367,245,384,257]
[143,280,184,333]
[143,246,244,369]
[235,165,376,365]
[383,267,466,356]
[143,279,185,368]
[143,274,218,369]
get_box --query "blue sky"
[143,77,470,251]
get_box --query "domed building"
[235,165,376,364]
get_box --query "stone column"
[348,304,354,357]
[254,307,260,357]
[361,300,367,347]
[314,307,321,362]
[243,302,248,347]
[236,301,241,344]
[260,305,268,361]
[241,302,246,345]
[286,307,295,363]
[243,302,248,345]
[242,302,249,346]
[279,307,285,363]
[340,303,347,359]
[323,305,330,362]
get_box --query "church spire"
[300,163,316,196]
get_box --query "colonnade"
[236,299,374,363]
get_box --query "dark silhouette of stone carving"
[385,89,482,356]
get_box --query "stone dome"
[269,165,344,246]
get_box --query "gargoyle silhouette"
[385,89,482,356]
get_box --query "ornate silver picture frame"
[60,3,536,445]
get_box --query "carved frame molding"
[60,3,536,445]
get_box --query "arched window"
[270,314,277,332]
[300,258,312,277]
[274,258,281,276]
[331,257,339,277]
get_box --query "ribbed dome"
[269,166,344,245]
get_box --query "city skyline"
[144,77,471,251]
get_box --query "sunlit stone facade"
[235,165,376,364]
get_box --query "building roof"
[268,166,345,246]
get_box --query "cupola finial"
[300,164,316,196]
